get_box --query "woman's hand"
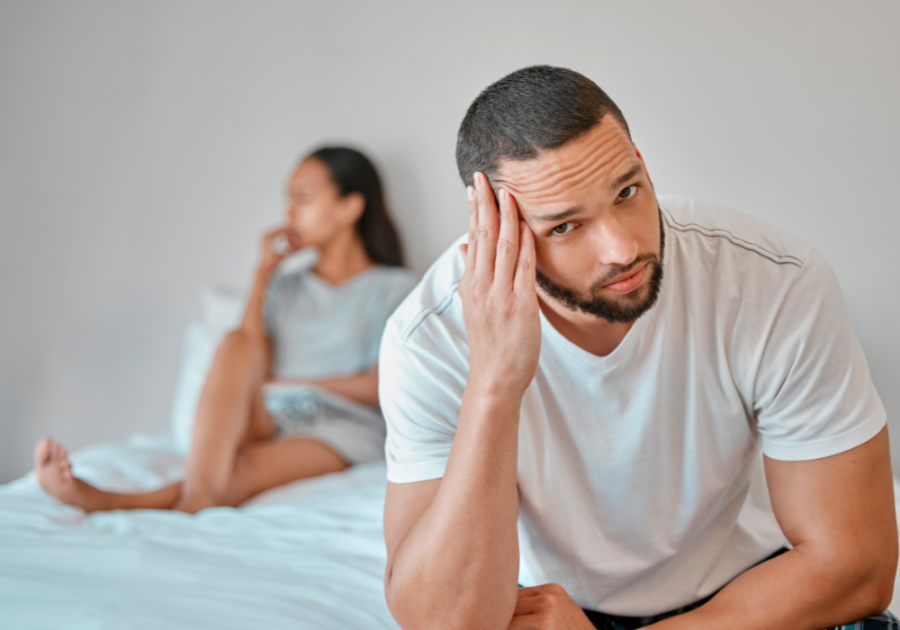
[459,172,541,399]
[259,225,301,274]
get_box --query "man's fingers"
[465,185,478,276]
[516,586,547,598]
[494,188,520,287]
[513,594,542,616]
[473,172,499,281]
[514,222,537,293]
[507,613,548,630]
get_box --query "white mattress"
[1,434,898,629]
[0,433,401,630]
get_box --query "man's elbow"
[385,571,515,630]
[866,552,897,615]
[847,540,897,617]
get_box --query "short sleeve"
[754,249,886,461]
[378,299,469,483]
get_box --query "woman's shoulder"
[361,266,419,312]
[369,265,419,292]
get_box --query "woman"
[33,147,417,513]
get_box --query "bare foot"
[33,438,110,512]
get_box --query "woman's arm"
[268,364,380,407]
[239,266,273,340]
[238,227,300,340]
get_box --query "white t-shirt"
[379,196,886,616]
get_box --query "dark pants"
[582,605,898,630]
[581,549,898,630]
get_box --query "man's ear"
[633,144,645,164]
[340,191,366,225]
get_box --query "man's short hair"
[455,65,631,187]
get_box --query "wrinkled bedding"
[1,434,897,629]
[0,433,400,630]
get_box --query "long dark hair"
[308,147,405,267]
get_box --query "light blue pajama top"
[263,261,418,463]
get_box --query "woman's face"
[284,157,360,249]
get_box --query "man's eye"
[551,222,574,236]
[618,185,638,200]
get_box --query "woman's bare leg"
[219,437,349,507]
[32,434,348,512]
[34,329,276,513]
[174,329,276,512]
[34,438,181,511]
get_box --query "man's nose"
[592,218,639,268]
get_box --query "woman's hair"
[308,146,405,267]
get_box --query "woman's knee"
[216,329,266,368]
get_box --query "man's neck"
[537,291,635,357]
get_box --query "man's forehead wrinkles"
[506,148,635,202]
[515,129,621,183]
[498,129,635,200]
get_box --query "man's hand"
[459,171,541,397]
[259,225,301,273]
[383,174,540,630]
[509,584,597,630]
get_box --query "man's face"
[493,116,663,324]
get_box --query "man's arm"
[650,426,897,630]
[383,175,542,630]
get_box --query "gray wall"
[1,0,898,483]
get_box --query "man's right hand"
[384,173,538,630]
[459,171,541,398]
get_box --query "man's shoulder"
[659,195,815,270]
[384,234,468,347]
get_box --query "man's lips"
[601,262,648,294]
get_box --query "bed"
[2,433,899,629]
[0,432,401,629]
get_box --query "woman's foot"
[33,438,110,512]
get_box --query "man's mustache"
[590,253,660,292]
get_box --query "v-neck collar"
[307,264,379,291]
[538,224,671,373]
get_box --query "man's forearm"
[387,383,523,630]
[649,545,894,630]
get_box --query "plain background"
[1,0,897,483]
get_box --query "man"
[379,66,897,630]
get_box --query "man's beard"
[535,211,665,324]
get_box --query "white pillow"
[169,250,318,452]
[169,287,244,453]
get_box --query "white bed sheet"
[0,433,400,630]
[1,434,898,630]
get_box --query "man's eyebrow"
[530,205,584,224]
[608,163,644,192]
